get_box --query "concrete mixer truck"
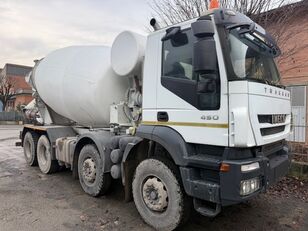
[19,8,291,230]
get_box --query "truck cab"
[140,7,290,211]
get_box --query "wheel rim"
[24,140,32,160]
[142,176,168,212]
[40,146,48,166]
[82,157,96,184]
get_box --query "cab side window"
[161,28,220,110]
[162,30,195,81]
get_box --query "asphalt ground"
[0,125,307,231]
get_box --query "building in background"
[0,63,33,111]
[260,1,308,153]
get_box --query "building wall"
[0,63,33,111]
[276,7,308,85]
[272,3,308,145]
[14,94,33,107]
[8,75,32,92]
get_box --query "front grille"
[258,114,286,124]
[261,140,284,156]
[260,125,285,136]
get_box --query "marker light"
[209,0,219,9]
[241,162,260,172]
[220,163,230,172]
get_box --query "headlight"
[240,177,260,196]
[241,162,260,172]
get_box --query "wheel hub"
[142,177,168,212]
[82,158,96,183]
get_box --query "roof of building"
[1,63,32,77]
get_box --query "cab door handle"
[157,111,169,122]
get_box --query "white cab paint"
[142,32,161,112]
[229,81,291,147]
[248,81,291,145]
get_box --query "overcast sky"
[0,0,152,67]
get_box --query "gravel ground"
[0,125,307,231]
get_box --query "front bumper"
[180,141,290,215]
[220,145,290,206]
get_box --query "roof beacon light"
[209,0,219,9]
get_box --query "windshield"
[228,28,281,85]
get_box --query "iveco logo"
[272,114,286,124]
[264,87,290,97]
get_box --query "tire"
[78,144,111,197]
[37,135,59,174]
[23,131,39,166]
[132,158,191,231]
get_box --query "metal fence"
[286,85,308,162]
[0,111,24,121]
[288,139,308,162]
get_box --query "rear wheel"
[23,131,38,166]
[132,158,191,231]
[37,135,59,174]
[78,144,111,196]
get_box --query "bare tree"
[150,0,307,75]
[0,75,15,111]
[150,0,292,27]
[262,1,308,74]
[150,0,209,26]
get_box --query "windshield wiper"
[227,23,281,57]
[226,22,255,33]
[263,79,284,89]
[245,78,284,88]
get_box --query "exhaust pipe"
[150,18,160,31]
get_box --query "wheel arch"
[72,132,113,179]
[122,125,190,201]
[134,125,189,165]
[21,127,45,146]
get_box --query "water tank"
[33,46,129,127]
[111,31,146,76]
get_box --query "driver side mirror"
[197,75,217,93]
[193,39,217,72]
[192,20,217,72]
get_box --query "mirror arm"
[161,26,181,41]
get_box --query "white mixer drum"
[111,31,146,76]
[34,46,129,127]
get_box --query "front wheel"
[132,158,191,231]
[78,144,111,197]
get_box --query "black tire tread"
[37,134,59,174]
[30,131,39,166]
[78,144,111,197]
[132,157,191,230]
[23,131,39,166]
[153,156,192,227]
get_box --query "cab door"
[154,23,229,146]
